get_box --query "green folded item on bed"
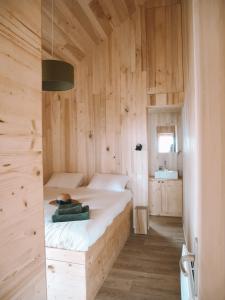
[52,205,89,223]
[58,203,80,209]
[57,204,82,215]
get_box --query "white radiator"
[180,244,195,300]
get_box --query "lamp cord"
[51,0,54,57]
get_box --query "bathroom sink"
[154,170,178,180]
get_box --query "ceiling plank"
[42,0,97,63]
[111,0,129,23]
[124,0,136,16]
[42,0,138,64]
[42,43,82,66]
[77,0,107,41]
[55,0,95,51]
[98,0,121,27]
[89,0,113,36]
[42,35,85,64]
[64,0,102,44]
[42,9,86,63]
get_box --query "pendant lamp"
[42,0,74,91]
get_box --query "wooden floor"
[96,216,184,300]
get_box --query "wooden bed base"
[46,201,132,300]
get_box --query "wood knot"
[124,106,129,113]
[3,163,11,167]
[36,170,40,176]
[21,186,24,189]
[106,147,110,152]
[107,14,112,21]
[33,231,37,235]
[24,201,28,207]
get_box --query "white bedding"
[44,187,132,251]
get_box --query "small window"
[157,125,176,153]
[158,133,175,153]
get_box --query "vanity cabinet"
[149,179,182,217]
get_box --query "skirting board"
[46,201,132,300]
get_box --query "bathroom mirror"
[157,125,177,153]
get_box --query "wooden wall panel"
[182,0,225,298]
[0,1,46,299]
[42,7,149,226]
[146,1,183,95]
[42,90,77,183]
[42,1,184,229]
[148,92,184,106]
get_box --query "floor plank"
[96,216,184,300]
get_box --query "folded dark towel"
[52,206,89,223]
[58,203,74,209]
[57,204,82,215]
[58,203,78,209]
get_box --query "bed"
[44,174,132,300]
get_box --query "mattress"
[44,187,132,251]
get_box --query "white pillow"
[45,173,84,189]
[87,173,129,192]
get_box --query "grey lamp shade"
[42,60,74,91]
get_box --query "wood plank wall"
[182,0,225,298]
[0,1,46,299]
[43,6,149,212]
[146,0,183,94]
[42,90,77,182]
[145,0,183,107]
[42,0,184,225]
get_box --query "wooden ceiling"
[42,0,137,65]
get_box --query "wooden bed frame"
[46,201,132,300]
